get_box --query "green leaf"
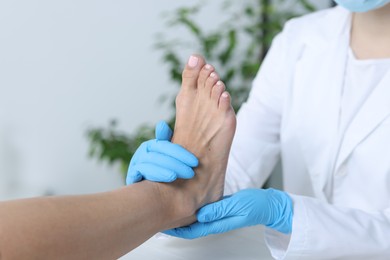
[202,33,222,58]
[218,29,236,65]
[177,16,202,38]
[298,0,316,12]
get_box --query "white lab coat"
[224,6,390,260]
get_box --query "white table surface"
[121,226,273,260]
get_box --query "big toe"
[182,54,206,90]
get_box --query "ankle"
[152,181,198,228]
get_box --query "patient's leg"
[157,55,236,228]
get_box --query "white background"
[0,0,331,200]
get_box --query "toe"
[218,91,232,111]
[211,80,225,102]
[205,72,220,96]
[197,64,214,89]
[182,54,206,90]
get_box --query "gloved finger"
[197,196,238,222]
[163,217,245,239]
[128,142,147,167]
[142,152,195,179]
[130,163,177,182]
[193,217,246,236]
[163,228,193,239]
[155,121,173,141]
[128,151,195,181]
[126,167,143,185]
[147,141,198,167]
[163,222,210,239]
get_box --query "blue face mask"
[334,0,390,12]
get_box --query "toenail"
[210,72,217,78]
[188,55,199,68]
[222,92,229,98]
[205,64,212,70]
[217,80,223,86]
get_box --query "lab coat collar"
[304,7,390,198]
[296,7,351,201]
[334,71,390,171]
[288,6,389,201]
[326,7,390,175]
[300,6,350,49]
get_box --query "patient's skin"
[0,55,237,259]
[157,55,237,228]
[174,55,237,204]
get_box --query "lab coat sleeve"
[224,29,291,195]
[265,194,390,259]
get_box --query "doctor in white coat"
[127,1,390,259]
[222,1,390,259]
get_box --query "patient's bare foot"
[160,55,236,225]
[153,55,236,229]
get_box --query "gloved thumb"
[155,121,173,141]
[197,197,234,223]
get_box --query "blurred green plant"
[86,0,317,179]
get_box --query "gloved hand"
[164,188,293,239]
[126,121,198,184]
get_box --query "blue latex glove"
[164,188,293,239]
[126,121,198,184]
